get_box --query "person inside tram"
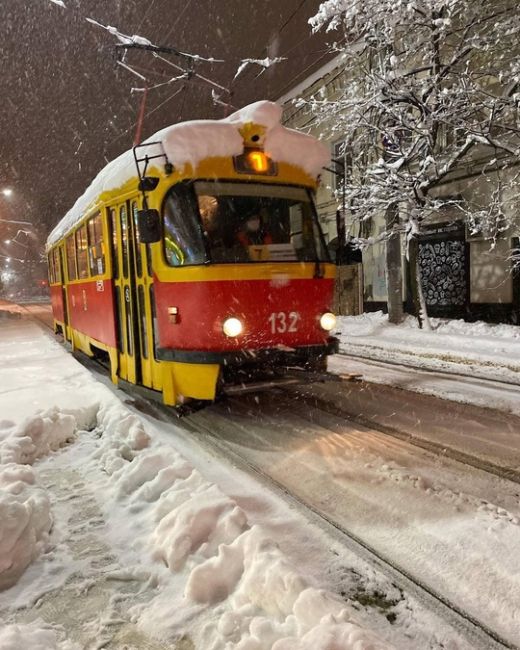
[237,209,273,247]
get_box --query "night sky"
[1,0,333,251]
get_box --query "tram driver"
[237,208,273,247]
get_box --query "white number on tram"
[268,311,300,333]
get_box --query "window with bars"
[332,140,352,194]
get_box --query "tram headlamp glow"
[223,317,243,337]
[319,312,336,332]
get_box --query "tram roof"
[46,101,329,248]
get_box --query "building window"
[332,140,352,194]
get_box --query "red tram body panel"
[49,284,65,324]
[66,280,117,349]
[153,276,335,351]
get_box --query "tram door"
[108,202,138,383]
[129,199,155,389]
[58,244,69,338]
[108,199,155,386]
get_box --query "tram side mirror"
[137,209,161,244]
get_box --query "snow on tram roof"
[46,100,329,248]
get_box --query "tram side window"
[53,248,62,283]
[120,205,129,279]
[163,185,206,267]
[87,212,105,276]
[66,235,77,281]
[75,226,89,279]
[132,201,143,277]
[108,208,119,279]
[48,253,55,284]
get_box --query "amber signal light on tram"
[233,149,276,175]
[247,150,269,173]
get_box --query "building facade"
[279,58,520,324]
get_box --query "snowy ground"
[0,307,441,649]
[333,311,520,415]
[2,304,520,648]
[190,386,520,648]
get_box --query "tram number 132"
[268,311,300,333]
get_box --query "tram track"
[142,394,517,650]
[338,348,520,389]
[278,381,520,486]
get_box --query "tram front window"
[163,183,207,267]
[196,181,328,264]
[162,181,329,266]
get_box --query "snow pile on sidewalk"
[0,410,91,590]
[0,463,52,591]
[0,409,84,465]
[337,311,520,383]
[0,621,80,650]
[88,400,393,649]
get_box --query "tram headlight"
[319,312,336,332]
[223,317,243,337]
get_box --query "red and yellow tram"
[46,101,337,405]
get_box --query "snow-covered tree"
[308,0,520,327]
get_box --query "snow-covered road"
[329,354,520,418]
[187,391,520,647]
[3,302,520,649]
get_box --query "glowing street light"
[2,188,13,198]
[4,239,11,244]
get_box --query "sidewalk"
[331,311,520,416]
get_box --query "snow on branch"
[85,18,154,46]
[233,57,287,81]
[306,0,520,238]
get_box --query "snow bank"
[340,310,520,340]
[46,100,329,248]
[90,400,394,649]
[0,405,97,590]
[0,408,87,465]
[0,621,80,650]
[337,311,520,383]
[0,464,52,590]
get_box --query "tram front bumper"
[156,338,339,367]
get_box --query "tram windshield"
[162,181,329,266]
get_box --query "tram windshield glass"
[162,181,329,266]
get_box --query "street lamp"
[1,189,31,225]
